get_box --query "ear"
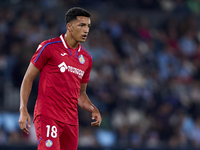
[67,23,72,32]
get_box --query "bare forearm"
[20,78,33,111]
[19,63,39,111]
[78,83,102,127]
[78,92,97,113]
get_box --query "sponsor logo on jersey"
[58,62,84,79]
[79,55,85,64]
[45,139,53,147]
[61,53,67,56]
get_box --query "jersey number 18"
[46,125,57,138]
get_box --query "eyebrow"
[79,23,91,26]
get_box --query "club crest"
[46,139,53,147]
[79,55,85,64]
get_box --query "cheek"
[73,29,82,36]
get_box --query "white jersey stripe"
[60,34,68,49]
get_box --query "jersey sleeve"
[31,41,50,70]
[81,58,93,83]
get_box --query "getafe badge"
[79,55,85,64]
[46,139,53,147]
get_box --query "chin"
[79,39,86,43]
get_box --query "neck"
[64,33,79,49]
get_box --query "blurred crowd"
[1,0,200,149]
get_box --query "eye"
[79,24,85,27]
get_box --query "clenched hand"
[91,109,102,127]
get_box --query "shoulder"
[35,36,62,55]
[80,45,93,62]
[38,37,62,49]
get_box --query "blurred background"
[0,0,200,149]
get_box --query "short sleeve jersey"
[31,34,93,125]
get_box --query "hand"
[91,108,102,127]
[18,108,31,134]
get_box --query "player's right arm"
[18,62,40,134]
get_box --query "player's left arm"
[78,83,102,127]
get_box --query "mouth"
[82,35,87,39]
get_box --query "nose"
[84,26,89,33]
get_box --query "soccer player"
[18,7,102,150]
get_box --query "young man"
[18,7,102,150]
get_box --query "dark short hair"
[65,7,91,24]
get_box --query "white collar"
[60,34,68,49]
[60,34,81,52]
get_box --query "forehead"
[73,16,91,24]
